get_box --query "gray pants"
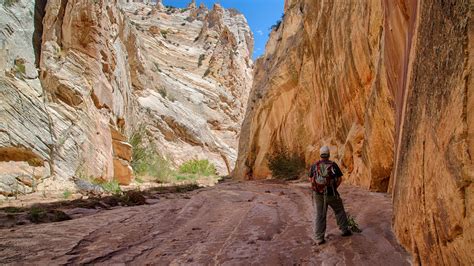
[312,191,350,241]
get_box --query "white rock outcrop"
[0,0,253,196]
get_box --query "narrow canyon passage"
[0,181,409,265]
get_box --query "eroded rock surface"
[122,2,253,174]
[234,0,472,264]
[235,0,394,193]
[0,0,253,196]
[0,181,409,265]
[386,1,473,264]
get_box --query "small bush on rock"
[179,159,217,176]
[99,180,122,195]
[347,214,362,233]
[267,147,305,180]
[130,125,173,183]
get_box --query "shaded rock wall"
[235,0,472,264]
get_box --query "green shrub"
[63,189,72,199]
[174,174,198,181]
[3,0,19,7]
[347,214,362,233]
[198,54,205,67]
[203,68,211,77]
[270,14,285,32]
[179,159,217,176]
[28,207,71,223]
[100,180,122,195]
[267,147,305,180]
[3,207,22,213]
[28,206,46,223]
[158,87,167,98]
[129,125,173,183]
[160,29,169,38]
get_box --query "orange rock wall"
[235,0,473,263]
[387,0,473,264]
[235,0,395,192]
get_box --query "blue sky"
[162,0,285,59]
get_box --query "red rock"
[113,159,133,185]
[112,140,132,162]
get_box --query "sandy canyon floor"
[0,180,410,265]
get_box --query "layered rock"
[0,0,55,196]
[1,0,252,196]
[386,1,473,264]
[1,0,146,193]
[121,2,253,174]
[235,0,472,264]
[235,0,394,192]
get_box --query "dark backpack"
[311,160,338,193]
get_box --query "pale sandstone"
[1,0,252,195]
[122,2,253,174]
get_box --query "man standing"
[309,146,352,245]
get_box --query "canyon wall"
[235,0,395,192]
[123,1,253,174]
[235,0,472,264]
[0,0,252,197]
[387,0,473,264]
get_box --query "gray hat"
[320,146,330,158]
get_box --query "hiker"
[309,145,352,245]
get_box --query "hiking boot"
[341,230,352,237]
[315,239,326,245]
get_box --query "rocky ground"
[0,180,410,265]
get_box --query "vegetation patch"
[3,206,22,213]
[270,14,285,32]
[160,29,169,38]
[267,147,305,180]
[158,87,167,98]
[98,180,122,195]
[63,189,72,199]
[3,0,19,7]
[347,214,362,233]
[179,159,217,176]
[198,54,205,67]
[130,125,173,183]
[28,206,71,224]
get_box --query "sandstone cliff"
[235,0,394,192]
[122,2,253,174]
[0,0,252,197]
[386,1,472,264]
[235,0,472,264]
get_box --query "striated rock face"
[386,1,473,264]
[235,0,472,264]
[234,0,394,193]
[122,2,253,174]
[38,0,137,188]
[0,0,252,195]
[1,0,56,195]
